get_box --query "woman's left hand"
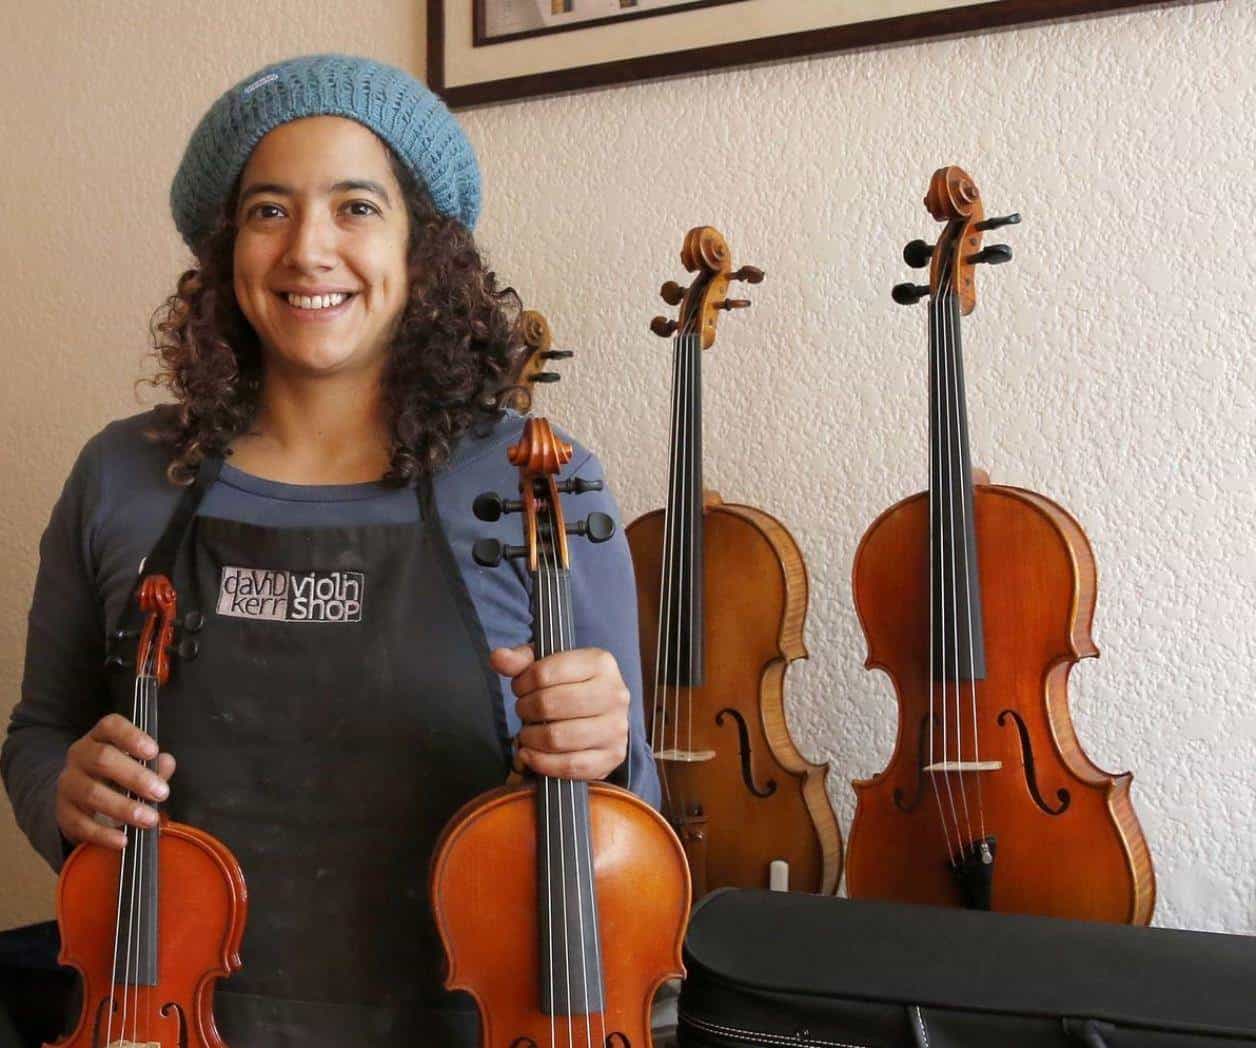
[489,646,630,781]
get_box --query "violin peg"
[533,372,561,383]
[556,476,604,496]
[566,513,615,544]
[540,350,573,360]
[473,492,523,522]
[183,610,205,633]
[969,244,1012,265]
[976,212,1021,231]
[892,283,930,306]
[903,239,934,269]
[716,298,750,311]
[730,265,765,284]
[650,316,679,338]
[660,281,685,306]
[177,636,199,661]
[472,539,504,567]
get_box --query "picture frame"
[427,0,1194,109]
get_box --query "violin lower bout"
[431,782,689,1047]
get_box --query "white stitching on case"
[680,1011,872,1048]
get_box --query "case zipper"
[680,1012,874,1047]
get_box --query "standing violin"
[627,227,841,899]
[50,574,247,1048]
[431,417,689,1046]
[845,166,1155,922]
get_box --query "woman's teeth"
[285,292,351,310]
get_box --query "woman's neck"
[228,367,393,485]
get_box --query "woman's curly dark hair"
[147,147,522,485]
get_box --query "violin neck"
[658,330,705,688]
[532,562,605,1016]
[928,291,987,682]
[115,673,161,986]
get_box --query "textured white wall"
[2,1,1252,937]
[461,1,1255,933]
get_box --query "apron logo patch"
[216,566,365,623]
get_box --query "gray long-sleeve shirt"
[2,408,660,870]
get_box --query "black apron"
[107,458,509,1046]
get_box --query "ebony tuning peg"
[177,636,199,661]
[104,653,133,670]
[113,627,139,642]
[473,491,523,522]
[472,539,527,568]
[566,512,615,544]
[533,372,561,383]
[716,298,750,311]
[903,239,934,269]
[969,244,1012,265]
[731,266,765,284]
[976,213,1021,231]
[892,283,931,306]
[660,281,685,306]
[183,611,205,633]
[556,476,603,495]
[651,317,679,338]
[540,350,573,360]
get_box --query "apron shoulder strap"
[142,455,224,579]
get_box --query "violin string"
[544,500,594,1046]
[106,668,143,1048]
[944,283,989,845]
[121,657,145,1041]
[939,268,976,852]
[927,288,958,866]
[651,322,683,803]
[931,270,965,860]
[684,327,697,762]
[538,519,571,1048]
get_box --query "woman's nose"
[282,210,338,271]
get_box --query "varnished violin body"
[51,818,247,1048]
[431,418,689,1047]
[432,782,689,1046]
[629,226,841,898]
[848,480,1155,921]
[629,491,841,897]
[50,574,246,1048]
[846,166,1153,922]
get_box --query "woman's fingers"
[518,712,621,755]
[515,680,628,725]
[56,801,129,851]
[56,715,174,847]
[90,712,158,762]
[517,746,624,782]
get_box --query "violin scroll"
[892,166,1020,315]
[650,226,763,349]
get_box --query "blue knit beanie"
[170,53,480,250]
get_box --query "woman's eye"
[345,200,381,217]
[248,203,284,220]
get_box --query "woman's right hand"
[56,714,175,850]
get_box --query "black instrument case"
[677,889,1256,1048]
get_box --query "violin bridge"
[923,760,1003,773]
[655,748,717,763]
[106,1041,160,1048]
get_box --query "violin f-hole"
[998,709,1071,815]
[715,708,778,798]
[893,713,936,813]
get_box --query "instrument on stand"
[50,575,247,1048]
[627,226,841,899]
[505,310,572,412]
[845,166,1155,922]
[431,417,689,1047]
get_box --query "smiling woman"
[1,52,660,1048]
